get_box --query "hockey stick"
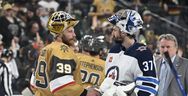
[164,51,187,96]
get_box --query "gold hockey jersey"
[32,41,85,96]
[76,53,105,88]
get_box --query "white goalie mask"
[108,9,143,35]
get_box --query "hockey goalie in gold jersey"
[30,11,100,96]
[76,35,106,88]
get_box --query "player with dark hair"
[90,9,159,96]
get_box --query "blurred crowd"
[0,0,188,95]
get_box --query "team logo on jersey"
[106,66,119,80]
[136,46,147,51]
[109,71,116,79]
[61,45,69,52]
[108,56,113,62]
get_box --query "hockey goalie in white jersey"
[91,9,159,96]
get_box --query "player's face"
[62,26,77,46]
[112,26,123,42]
[159,38,177,58]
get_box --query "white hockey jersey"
[105,43,159,96]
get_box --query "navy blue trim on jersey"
[136,85,157,94]
[136,77,159,85]
[136,77,158,89]
[50,56,76,81]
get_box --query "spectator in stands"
[160,0,180,24]
[142,9,164,35]
[25,21,40,41]
[38,0,59,11]
[89,0,116,29]
[0,3,22,48]
[36,7,49,31]
[25,6,45,40]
